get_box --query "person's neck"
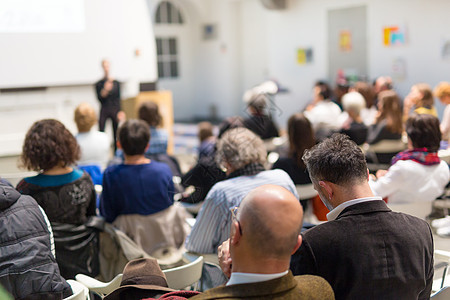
[43,166,73,175]
[231,254,289,275]
[330,182,374,208]
[124,154,150,165]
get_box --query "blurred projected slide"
[0,0,85,33]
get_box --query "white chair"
[387,202,433,220]
[363,140,406,171]
[433,250,450,293]
[75,273,122,298]
[65,280,89,300]
[431,286,450,299]
[163,253,203,290]
[295,184,318,200]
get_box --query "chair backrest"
[65,280,88,300]
[431,286,450,299]
[75,273,123,297]
[295,184,318,200]
[163,254,203,290]
[365,139,406,153]
[387,202,433,220]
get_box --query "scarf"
[227,163,265,179]
[391,147,440,166]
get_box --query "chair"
[433,250,450,293]
[431,286,450,299]
[163,253,203,290]
[363,139,406,171]
[296,184,318,200]
[387,202,433,220]
[65,280,89,300]
[75,273,123,298]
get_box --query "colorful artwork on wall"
[383,26,406,46]
[339,30,352,52]
[297,48,313,65]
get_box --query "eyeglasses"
[230,206,242,235]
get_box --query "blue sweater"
[100,161,174,223]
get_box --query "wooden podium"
[122,91,174,155]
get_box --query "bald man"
[191,185,334,300]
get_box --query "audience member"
[0,182,72,299]
[74,102,110,174]
[373,76,392,98]
[304,81,342,142]
[17,119,98,278]
[96,59,121,149]
[272,113,315,209]
[138,101,169,155]
[332,81,349,110]
[243,94,279,140]
[350,81,377,125]
[197,121,215,160]
[185,128,297,254]
[403,83,437,122]
[435,82,450,147]
[369,113,449,204]
[339,92,368,145]
[196,185,334,300]
[290,134,434,299]
[366,90,403,164]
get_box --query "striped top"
[185,169,298,254]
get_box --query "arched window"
[155,1,183,24]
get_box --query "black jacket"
[0,183,72,299]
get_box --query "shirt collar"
[226,270,288,286]
[326,197,383,221]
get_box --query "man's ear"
[366,168,370,182]
[291,234,302,254]
[318,180,333,200]
[144,143,150,152]
[230,221,241,246]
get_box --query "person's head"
[230,185,303,270]
[138,102,162,128]
[74,102,97,133]
[434,82,450,105]
[405,114,441,152]
[314,81,332,101]
[217,116,244,139]
[198,121,213,142]
[21,119,80,172]
[118,120,150,156]
[377,90,403,134]
[342,92,366,119]
[287,113,315,168]
[247,94,268,115]
[374,76,392,94]
[302,134,368,209]
[102,59,110,76]
[351,81,375,108]
[216,127,266,174]
[410,83,434,108]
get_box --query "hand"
[376,169,388,178]
[104,80,113,92]
[218,239,232,278]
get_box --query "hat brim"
[104,284,176,300]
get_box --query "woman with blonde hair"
[403,83,437,121]
[435,82,450,146]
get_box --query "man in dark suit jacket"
[192,185,334,300]
[290,134,433,300]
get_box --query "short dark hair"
[21,119,80,171]
[138,102,162,127]
[406,114,441,152]
[315,81,332,100]
[302,133,367,185]
[118,120,150,156]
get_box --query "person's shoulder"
[295,274,335,299]
[103,164,122,175]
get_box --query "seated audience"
[100,120,187,256]
[403,83,437,122]
[373,75,393,105]
[350,81,377,125]
[0,182,72,299]
[339,92,368,145]
[369,113,449,204]
[197,121,215,160]
[435,82,450,147]
[304,81,342,142]
[74,102,111,169]
[272,113,315,208]
[290,134,434,299]
[185,128,297,254]
[243,94,279,140]
[138,101,169,155]
[366,90,403,164]
[196,185,334,300]
[16,119,97,278]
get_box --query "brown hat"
[104,258,175,300]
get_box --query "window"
[155,1,183,24]
[156,37,178,78]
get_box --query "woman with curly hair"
[16,119,97,279]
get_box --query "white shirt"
[304,101,343,131]
[226,270,288,286]
[327,197,383,221]
[369,160,450,204]
[76,130,110,170]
